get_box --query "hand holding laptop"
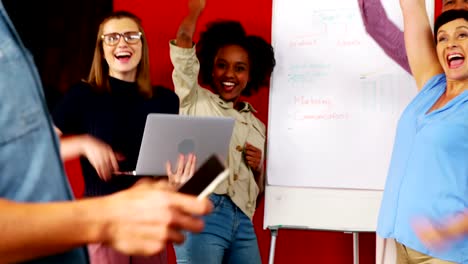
[114,153,197,181]
[166,153,197,188]
[112,114,234,198]
[115,154,229,199]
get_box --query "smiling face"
[436,18,468,80]
[442,0,468,12]
[211,44,250,103]
[102,18,142,82]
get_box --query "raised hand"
[166,153,197,188]
[176,0,206,48]
[188,0,206,14]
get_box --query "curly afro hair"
[196,20,276,96]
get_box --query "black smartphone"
[177,154,229,198]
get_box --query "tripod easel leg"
[268,228,279,264]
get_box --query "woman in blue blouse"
[377,2,468,263]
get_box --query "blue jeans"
[174,194,261,264]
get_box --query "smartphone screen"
[178,154,226,196]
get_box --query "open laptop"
[114,113,235,176]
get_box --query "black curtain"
[3,0,112,111]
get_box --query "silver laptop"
[115,113,235,176]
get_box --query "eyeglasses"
[101,31,142,46]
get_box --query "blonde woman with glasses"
[52,11,188,264]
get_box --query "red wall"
[435,0,442,18]
[65,1,442,263]
[109,1,374,263]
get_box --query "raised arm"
[358,0,411,73]
[170,0,207,110]
[175,0,206,48]
[400,0,443,89]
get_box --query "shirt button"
[228,187,236,197]
[247,202,253,208]
[233,174,239,181]
[236,145,243,152]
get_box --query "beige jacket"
[169,41,265,219]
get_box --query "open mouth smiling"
[115,51,132,62]
[447,52,465,68]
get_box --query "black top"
[53,77,179,196]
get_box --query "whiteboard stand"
[268,227,279,264]
[353,232,359,264]
[264,187,383,263]
[267,227,361,264]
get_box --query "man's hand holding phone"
[177,154,229,199]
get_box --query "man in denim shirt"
[0,2,212,263]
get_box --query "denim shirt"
[0,2,88,263]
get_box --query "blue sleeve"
[420,74,446,93]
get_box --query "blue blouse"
[377,74,468,263]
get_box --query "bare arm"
[0,198,104,263]
[400,0,443,89]
[175,0,206,48]
[58,137,83,161]
[55,126,120,181]
[358,0,411,73]
[55,127,105,161]
[54,126,85,161]
[170,0,207,110]
[0,179,211,263]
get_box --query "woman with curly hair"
[169,0,275,263]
